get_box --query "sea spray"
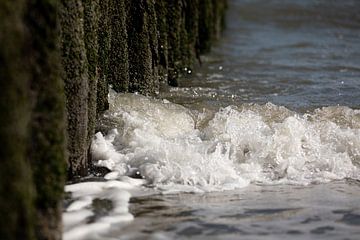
[92,92,360,191]
[64,92,360,240]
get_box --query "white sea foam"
[92,92,360,191]
[63,180,139,240]
[64,92,360,239]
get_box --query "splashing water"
[65,88,360,240]
[64,0,360,238]
[91,91,360,193]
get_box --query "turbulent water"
[63,0,360,239]
[92,92,360,189]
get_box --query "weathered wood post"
[59,0,89,178]
[1,0,67,239]
[126,0,159,94]
[108,0,129,93]
[97,0,111,114]
[26,1,67,238]
[83,0,100,150]
[0,1,228,239]
[0,1,35,238]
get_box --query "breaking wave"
[91,91,360,193]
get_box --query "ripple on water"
[310,226,335,234]
[339,213,360,226]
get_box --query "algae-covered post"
[82,0,100,148]
[60,0,228,180]
[26,1,67,239]
[184,0,200,67]
[1,0,67,239]
[0,1,35,239]
[155,0,169,84]
[108,0,129,93]
[126,0,160,94]
[59,0,90,179]
[97,0,111,114]
[0,0,227,239]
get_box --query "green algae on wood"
[198,0,214,53]
[0,1,35,239]
[0,0,69,239]
[83,0,100,147]
[155,0,169,84]
[59,0,89,178]
[97,0,110,114]
[126,0,159,94]
[184,0,200,67]
[166,0,183,86]
[0,1,228,239]
[108,0,130,93]
[25,1,67,239]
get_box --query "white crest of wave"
[92,92,360,192]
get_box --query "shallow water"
[161,0,360,112]
[112,180,360,240]
[64,0,360,239]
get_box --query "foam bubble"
[92,92,360,191]
[63,181,136,240]
[64,93,360,239]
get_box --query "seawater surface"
[63,0,360,239]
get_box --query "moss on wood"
[59,0,89,178]
[108,0,129,93]
[25,1,67,239]
[83,0,100,148]
[0,2,35,239]
[184,0,200,67]
[166,0,182,86]
[0,2,228,239]
[198,0,214,53]
[155,0,169,84]
[96,0,110,114]
[126,0,159,94]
